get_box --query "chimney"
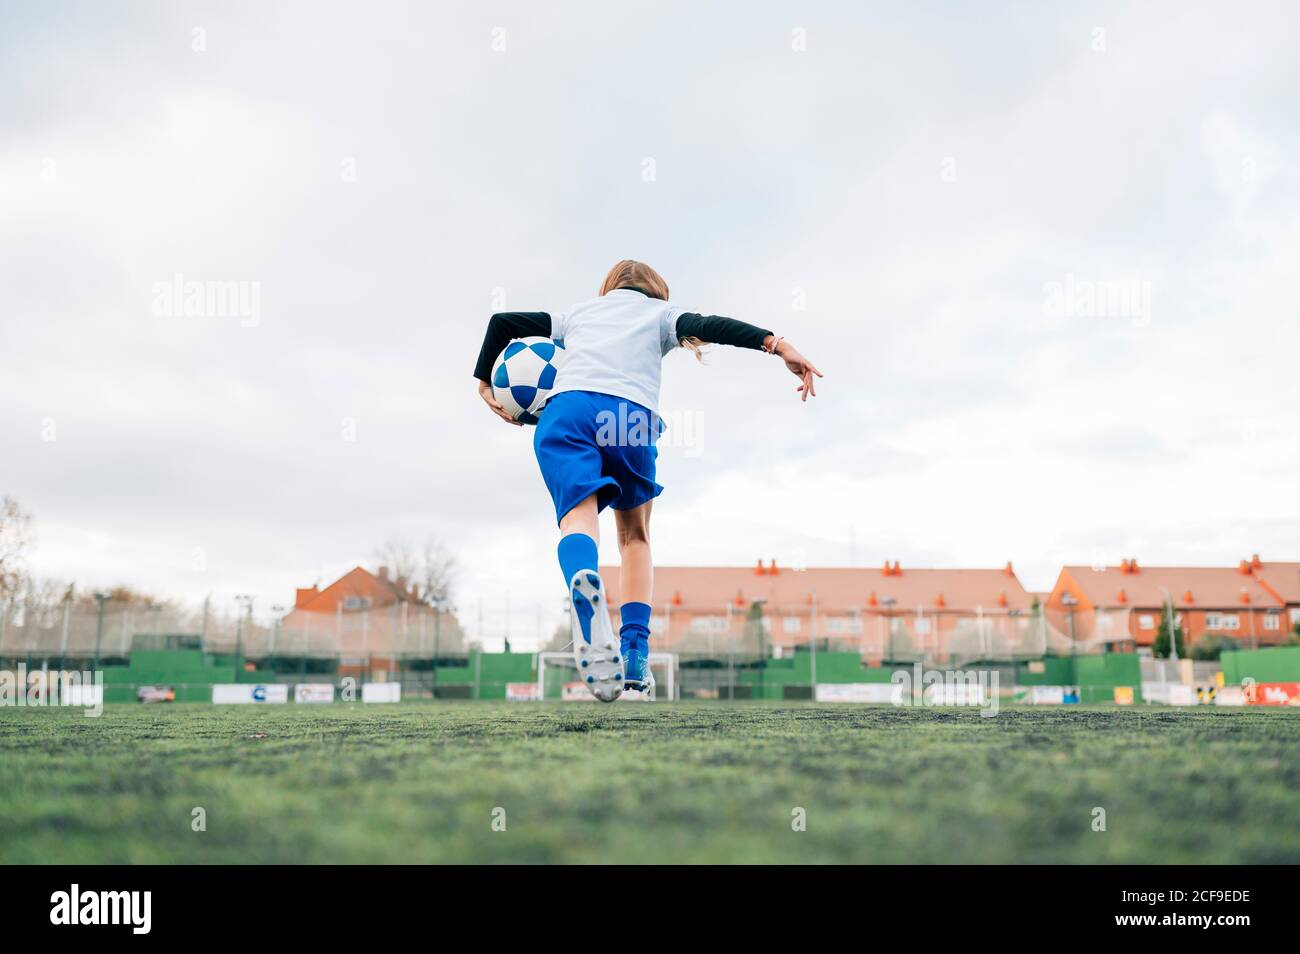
[755,559,766,576]
[935,593,946,608]
[867,591,878,607]
[294,586,319,610]
[672,590,682,606]
[1251,553,1263,570]
[1116,588,1128,604]
[893,561,901,575]
[997,592,1008,607]
[1238,560,1251,575]
[378,565,389,581]
[768,559,779,575]
[1239,587,1251,605]
[1004,561,1014,577]
[1183,590,1194,604]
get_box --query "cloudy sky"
[3,0,1298,648]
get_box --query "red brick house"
[280,566,460,665]
[1245,555,1300,635]
[286,565,420,619]
[1046,559,1290,650]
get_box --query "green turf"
[1,702,1296,863]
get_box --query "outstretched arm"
[473,312,552,425]
[676,313,823,402]
[763,334,823,401]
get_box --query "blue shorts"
[534,390,663,525]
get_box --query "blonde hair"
[598,260,704,361]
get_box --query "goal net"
[536,651,676,701]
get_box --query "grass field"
[2,702,1297,864]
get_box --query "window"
[1138,614,1155,630]
[826,617,864,635]
[783,616,801,634]
[1205,613,1239,630]
[690,616,728,634]
[914,617,932,635]
[342,596,372,611]
[1291,608,1300,625]
[650,615,668,635]
[1263,613,1280,631]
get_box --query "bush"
[1190,633,1237,661]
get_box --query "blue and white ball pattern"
[491,336,566,425]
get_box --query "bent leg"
[556,493,600,587]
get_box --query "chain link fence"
[0,601,465,663]
[652,605,1136,666]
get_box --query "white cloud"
[2,0,1299,646]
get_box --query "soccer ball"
[491,336,565,424]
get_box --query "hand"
[775,341,823,402]
[478,379,523,426]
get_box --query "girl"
[473,260,822,701]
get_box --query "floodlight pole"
[1061,593,1079,697]
[882,598,897,663]
[727,603,735,701]
[234,594,254,675]
[58,598,70,673]
[809,589,818,698]
[270,605,284,663]
[92,592,108,671]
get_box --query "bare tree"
[373,538,419,584]
[71,585,172,613]
[17,575,68,630]
[373,535,457,606]
[419,537,456,606]
[0,496,33,601]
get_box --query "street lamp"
[1155,586,1179,663]
[751,598,769,700]
[1060,593,1079,693]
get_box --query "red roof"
[1249,559,1300,604]
[289,566,419,615]
[1059,564,1282,610]
[598,562,1033,615]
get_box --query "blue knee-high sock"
[619,601,651,657]
[557,532,599,588]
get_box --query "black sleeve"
[675,313,772,351]
[472,312,552,381]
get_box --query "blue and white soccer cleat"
[569,570,623,703]
[622,645,655,699]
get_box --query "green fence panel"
[1221,646,1300,684]
[1017,657,1076,685]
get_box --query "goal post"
[536,651,676,701]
